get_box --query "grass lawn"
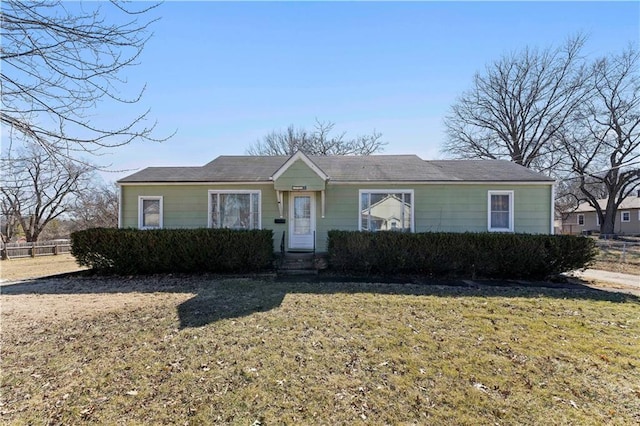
[2,276,639,424]
[0,254,86,282]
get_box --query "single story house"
[562,195,640,236]
[118,152,555,252]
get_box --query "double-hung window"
[621,211,630,222]
[138,196,163,229]
[577,214,585,226]
[359,190,413,232]
[209,190,261,230]
[488,191,514,232]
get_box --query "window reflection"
[294,196,311,234]
[210,192,260,230]
[361,192,412,232]
[142,199,160,227]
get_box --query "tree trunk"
[599,198,618,237]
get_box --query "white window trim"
[208,190,262,229]
[358,189,415,232]
[138,196,163,229]
[621,211,630,222]
[596,214,600,226]
[577,214,585,226]
[487,190,514,232]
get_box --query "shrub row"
[71,228,274,274]
[327,231,596,279]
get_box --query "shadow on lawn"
[180,277,640,328]
[2,272,638,329]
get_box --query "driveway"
[568,269,640,296]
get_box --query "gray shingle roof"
[574,196,640,212]
[428,160,554,182]
[118,166,204,182]
[118,155,554,183]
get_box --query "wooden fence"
[1,240,71,260]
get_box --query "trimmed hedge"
[71,228,274,274]
[327,231,596,279]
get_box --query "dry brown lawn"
[593,242,640,276]
[0,254,85,282]
[1,274,639,425]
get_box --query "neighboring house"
[562,196,640,236]
[118,152,555,252]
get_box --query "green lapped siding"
[120,184,282,243]
[311,184,552,251]
[120,182,552,252]
[273,160,326,191]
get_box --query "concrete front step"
[278,269,319,276]
[278,253,317,274]
[281,261,314,269]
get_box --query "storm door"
[289,192,315,250]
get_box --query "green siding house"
[118,152,555,252]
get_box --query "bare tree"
[1,197,19,243]
[1,0,168,160]
[442,35,589,173]
[38,218,73,241]
[1,144,94,242]
[560,47,640,236]
[554,175,607,223]
[246,119,387,156]
[70,183,119,231]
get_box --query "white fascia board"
[270,151,329,181]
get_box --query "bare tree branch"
[1,143,94,242]
[69,183,119,231]
[560,47,640,235]
[442,35,590,174]
[1,0,171,161]
[246,119,387,156]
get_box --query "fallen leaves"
[1,277,638,424]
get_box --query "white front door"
[289,192,315,250]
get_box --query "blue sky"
[92,1,639,182]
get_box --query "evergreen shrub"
[327,231,596,279]
[71,228,274,274]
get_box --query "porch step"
[279,269,319,276]
[278,253,318,275]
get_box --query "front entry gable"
[271,151,328,191]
